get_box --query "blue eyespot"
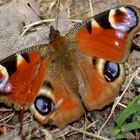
[0,80,12,94]
[104,62,120,82]
[35,96,55,115]
[109,7,137,32]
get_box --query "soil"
[0,0,140,139]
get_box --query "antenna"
[21,2,61,37]
[27,3,50,29]
[56,0,60,30]
[21,3,57,37]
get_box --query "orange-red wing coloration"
[29,6,140,128]
[77,57,125,110]
[9,53,48,106]
[0,47,49,108]
[0,5,140,131]
[76,27,127,62]
[30,52,125,128]
[73,5,140,63]
[31,80,85,128]
[30,48,85,128]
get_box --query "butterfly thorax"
[44,26,80,96]
[48,26,74,64]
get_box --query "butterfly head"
[49,25,61,41]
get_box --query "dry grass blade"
[118,102,127,108]
[70,126,110,140]
[51,126,72,138]
[0,112,15,125]
[88,0,94,16]
[135,67,140,80]
[21,19,55,36]
[41,128,53,140]
[0,108,12,112]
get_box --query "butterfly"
[0,5,140,130]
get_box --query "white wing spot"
[16,54,24,66]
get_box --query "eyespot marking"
[104,62,120,82]
[109,6,138,32]
[21,53,30,63]
[95,10,112,29]
[92,58,96,66]
[115,30,125,39]
[16,54,25,66]
[0,65,12,93]
[0,55,17,76]
[86,21,92,34]
[34,95,55,116]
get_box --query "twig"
[21,19,55,36]
[70,126,110,140]
[88,0,94,16]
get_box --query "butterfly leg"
[19,106,25,137]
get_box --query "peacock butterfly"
[0,5,140,130]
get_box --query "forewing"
[66,5,140,63]
[0,45,49,108]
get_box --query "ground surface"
[0,0,140,140]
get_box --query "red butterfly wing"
[0,45,49,108]
[67,5,140,63]
[30,59,85,128]
[77,56,125,110]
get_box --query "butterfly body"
[30,26,125,128]
[0,5,140,128]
